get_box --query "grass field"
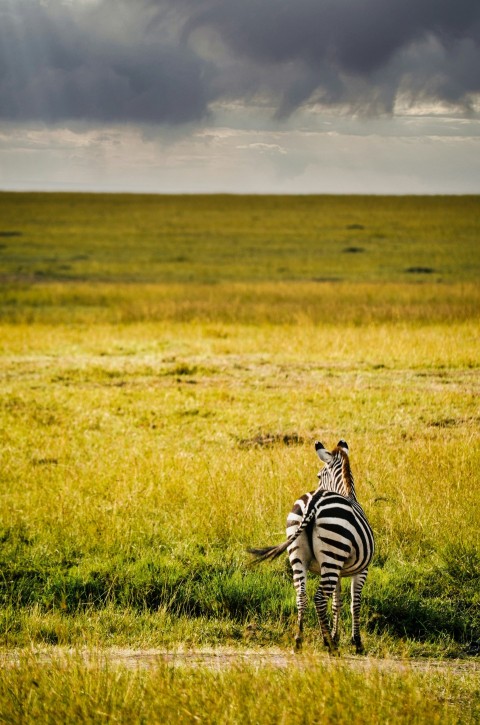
[1,193,479,285]
[0,192,479,721]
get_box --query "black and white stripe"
[248,440,374,653]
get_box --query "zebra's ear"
[315,441,332,464]
[337,440,349,454]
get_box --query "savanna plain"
[0,193,479,723]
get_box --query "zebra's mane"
[334,446,354,497]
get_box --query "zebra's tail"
[247,538,291,564]
[247,489,325,564]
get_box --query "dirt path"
[1,648,478,674]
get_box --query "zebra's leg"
[350,569,368,654]
[293,576,308,650]
[331,578,342,646]
[313,572,340,653]
[288,544,309,651]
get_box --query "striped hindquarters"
[314,492,374,575]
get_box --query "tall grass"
[0,653,478,724]
[1,280,479,325]
[0,315,478,653]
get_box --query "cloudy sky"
[0,0,479,193]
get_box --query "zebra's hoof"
[294,637,303,651]
[323,635,339,655]
[351,637,364,654]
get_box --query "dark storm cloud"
[0,0,212,124]
[0,0,479,125]
[174,0,480,114]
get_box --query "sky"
[0,0,479,194]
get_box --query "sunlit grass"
[0,652,478,725]
[1,280,479,326]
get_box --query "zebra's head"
[315,440,354,497]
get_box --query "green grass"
[0,192,479,719]
[1,193,479,283]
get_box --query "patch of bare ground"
[0,648,478,674]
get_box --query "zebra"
[248,440,374,654]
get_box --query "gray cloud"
[175,0,480,114]
[0,0,212,124]
[177,0,480,71]
[0,0,479,126]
